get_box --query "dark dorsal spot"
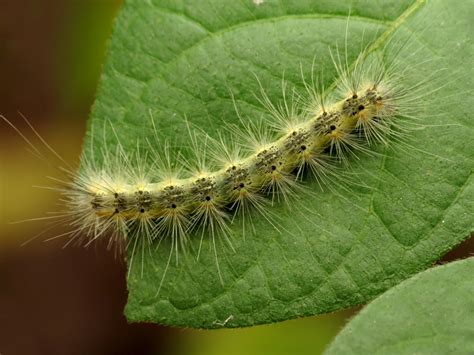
[300,145,307,151]
[231,165,236,170]
[114,208,119,214]
[138,190,143,195]
[114,193,119,198]
[330,125,336,131]
[239,182,245,188]
[140,208,145,213]
[352,94,358,99]
[358,105,365,111]
[322,111,327,116]
[377,96,383,101]
[205,196,211,201]
[90,196,103,210]
[271,165,276,171]
[292,131,297,136]
[171,204,177,209]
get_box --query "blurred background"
[0,1,471,355]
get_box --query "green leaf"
[325,257,474,354]
[85,0,473,328]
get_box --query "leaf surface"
[326,257,474,354]
[85,0,474,328]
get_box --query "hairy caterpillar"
[5,36,430,288]
[3,0,472,329]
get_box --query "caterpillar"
[3,31,434,288]
[40,38,430,293]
